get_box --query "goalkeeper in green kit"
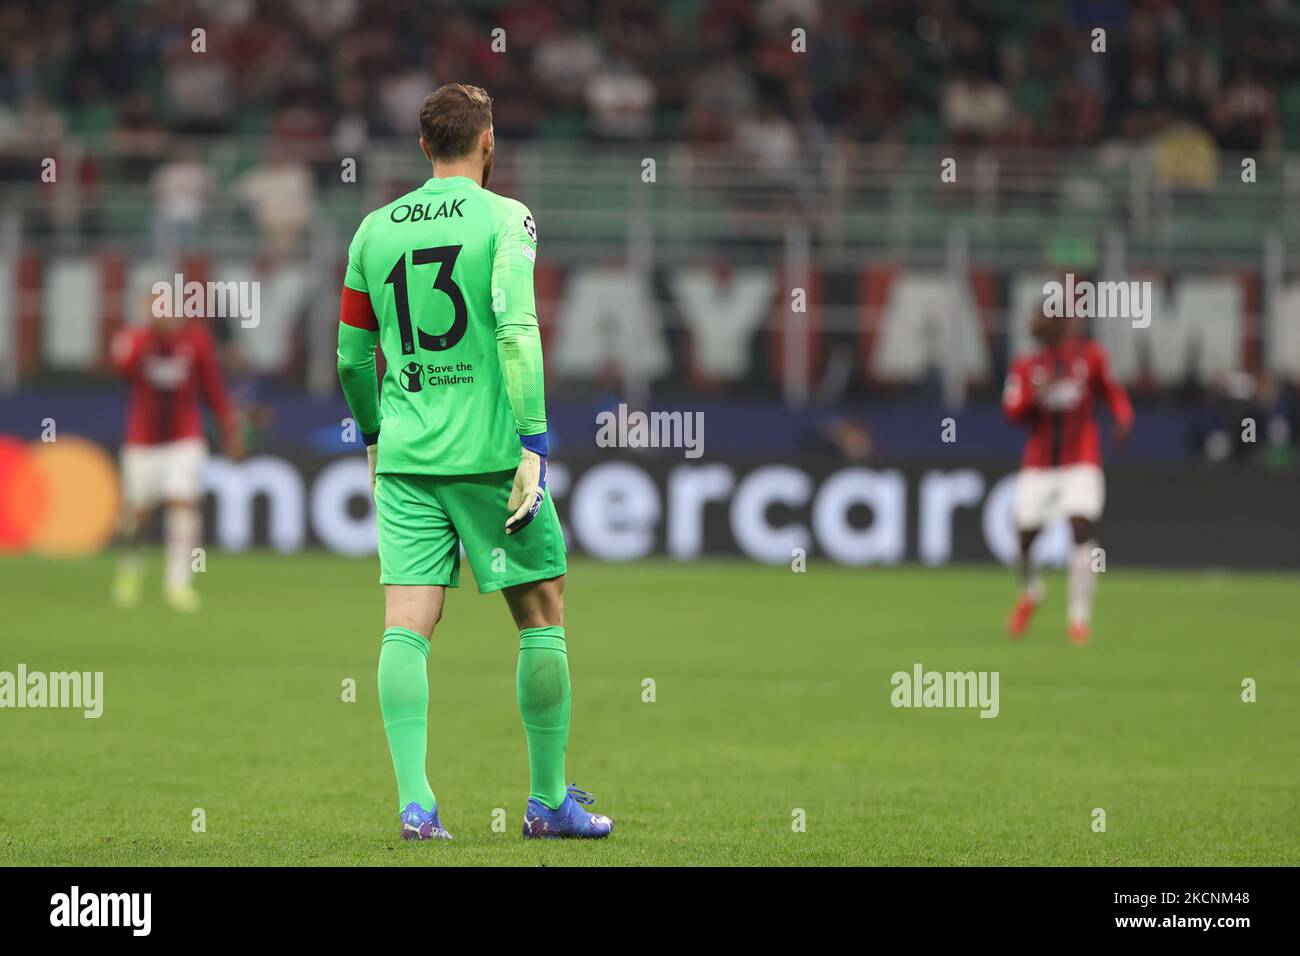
[337,83,612,841]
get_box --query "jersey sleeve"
[1002,359,1037,424]
[1090,343,1134,429]
[491,203,546,438]
[193,325,238,437]
[343,215,370,294]
[110,326,146,377]
[337,287,381,442]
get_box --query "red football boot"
[1006,594,1040,639]
[1068,620,1091,646]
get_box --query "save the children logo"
[399,361,424,393]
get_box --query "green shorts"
[375,470,567,592]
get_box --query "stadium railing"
[0,140,1294,404]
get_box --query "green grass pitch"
[1,554,1296,866]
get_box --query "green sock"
[516,625,570,809]
[378,627,436,812]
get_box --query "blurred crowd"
[0,0,1296,160]
[3,0,1298,251]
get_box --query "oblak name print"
[389,198,466,223]
[891,663,1000,718]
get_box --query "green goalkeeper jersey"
[338,175,546,476]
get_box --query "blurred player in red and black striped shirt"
[1002,312,1133,645]
[110,303,243,611]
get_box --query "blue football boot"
[521,784,614,839]
[399,802,453,841]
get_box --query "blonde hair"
[419,83,493,160]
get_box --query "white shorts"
[121,438,208,508]
[1014,464,1105,530]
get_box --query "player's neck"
[428,161,482,186]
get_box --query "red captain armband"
[340,286,379,331]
